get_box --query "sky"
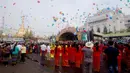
[0,0,130,37]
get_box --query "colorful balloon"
[93,3,95,5]
[109,17,112,19]
[37,0,40,3]
[13,3,16,5]
[52,23,54,26]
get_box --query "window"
[128,20,130,22]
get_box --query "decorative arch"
[56,27,81,41]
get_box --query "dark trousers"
[21,53,26,62]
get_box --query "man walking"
[104,41,119,73]
[20,43,26,63]
[82,42,94,73]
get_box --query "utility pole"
[2,17,4,41]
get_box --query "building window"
[128,20,130,22]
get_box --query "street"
[0,53,108,73]
[0,54,52,73]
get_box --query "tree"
[97,27,100,33]
[23,30,34,39]
[103,26,108,34]
[127,27,130,32]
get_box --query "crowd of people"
[39,39,130,73]
[0,42,27,67]
[0,39,130,73]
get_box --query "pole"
[2,17,4,41]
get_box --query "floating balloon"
[126,4,128,6]
[106,14,108,17]
[53,17,58,22]
[93,3,95,5]
[52,23,54,26]
[13,3,16,5]
[62,17,66,22]
[59,11,62,14]
[4,6,6,8]
[118,10,122,13]
[37,0,40,3]
[109,17,112,19]
[107,7,110,10]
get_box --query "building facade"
[124,15,130,28]
[87,8,126,34]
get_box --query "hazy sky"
[0,0,130,36]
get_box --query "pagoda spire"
[16,16,26,37]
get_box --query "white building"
[124,15,130,28]
[87,8,126,34]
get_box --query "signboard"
[81,32,88,41]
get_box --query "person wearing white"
[46,44,51,60]
[41,44,47,51]
[40,44,47,66]
[20,44,26,63]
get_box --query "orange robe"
[62,52,69,67]
[55,47,62,66]
[93,47,101,72]
[117,50,122,73]
[68,47,76,63]
[75,51,82,68]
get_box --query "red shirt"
[68,47,76,62]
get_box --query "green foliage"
[127,27,130,32]
[23,30,34,39]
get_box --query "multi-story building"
[87,8,126,34]
[124,15,130,29]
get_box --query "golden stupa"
[16,16,26,37]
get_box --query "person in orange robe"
[54,44,60,73]
[93,42,101,73]
[75,44,83,73]
[68,43,76,73]
[117,49,122,73]
[62,44,69,73]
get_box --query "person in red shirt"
[62,44,69,73]
[75,44,83,73]
[68,42,76,72]
[93,42,101,73]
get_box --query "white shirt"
[41,44,46,51]
[17,45,22,51]
[47,46,51,53]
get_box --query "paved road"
[0,54,52,73]
[0,53,116,73]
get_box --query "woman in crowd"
[12,43,19,66]
[75,44,83,73]
[54,44,60,73]
[68,42,76,71]
[93,42,101,73]
[62,44,69,73]
[2,44,10,67]
[20,44,26,63]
